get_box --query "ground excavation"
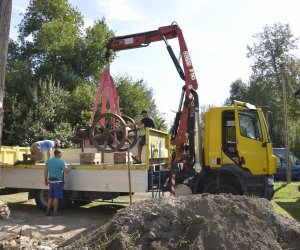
[1,193,300,249]
[68,193,300,250]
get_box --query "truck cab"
[193,101,277,200]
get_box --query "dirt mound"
[66,193,300,250]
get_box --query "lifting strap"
[91,64,121,124]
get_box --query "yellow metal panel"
[145,128,171,170]
[204,108,223,168]
[258,110,276,175]
[234,107,269,175]
[1,146,30,164]
[267,143,277,174]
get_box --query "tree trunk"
[0,0,12,146]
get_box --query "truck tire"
[203,181,241,195]
[34,189,49,211]
[34,189,71,211]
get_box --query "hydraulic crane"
[105,22,201,174]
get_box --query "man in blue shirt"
[44,149,73,216]
[25,139,61,164]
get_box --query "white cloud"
[95,0,144,22]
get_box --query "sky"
[10,0,300,125]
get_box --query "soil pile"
[67,193,300,250]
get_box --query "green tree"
[3,77,69,146]
[65,84,98,126]
[227,23,300,149]
[247,23,299,148]
[227,23,300,151]
[14,0,114,90]
[4,0,114,145]
[224,79,248,105]
[247,23,298,79]
[4,0,168,147]
[114,74,167,131]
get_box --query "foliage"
[226,23,300,150]
[114,74,167,131]
[289,120,300,157]
[224,79,248,105]
[199,104,214,143]
[3,77,69,146]
[54,122,78,148]
[95,233,110,250]
[127,231,141,248]
[247,23,298,77]
[13,0,114,90]
[65,84,98,126]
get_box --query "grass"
[95,233,110,250]
[272,181,300,222]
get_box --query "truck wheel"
[203,181,241,195]
[34,189,71,211]
[34,189,49,211]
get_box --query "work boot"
[23,154,28,161]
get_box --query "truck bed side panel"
[0,166,148,192]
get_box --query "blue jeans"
[49,178,64,199]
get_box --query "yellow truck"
[0,101,276,210]
[196,101,276,198]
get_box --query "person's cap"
[54,149,63,155]
[140,110,148,115]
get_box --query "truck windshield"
[238,110,263,141]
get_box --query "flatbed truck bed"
[0,128,171,210]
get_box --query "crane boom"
[106,22,200,171]
[106,23,198,91]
